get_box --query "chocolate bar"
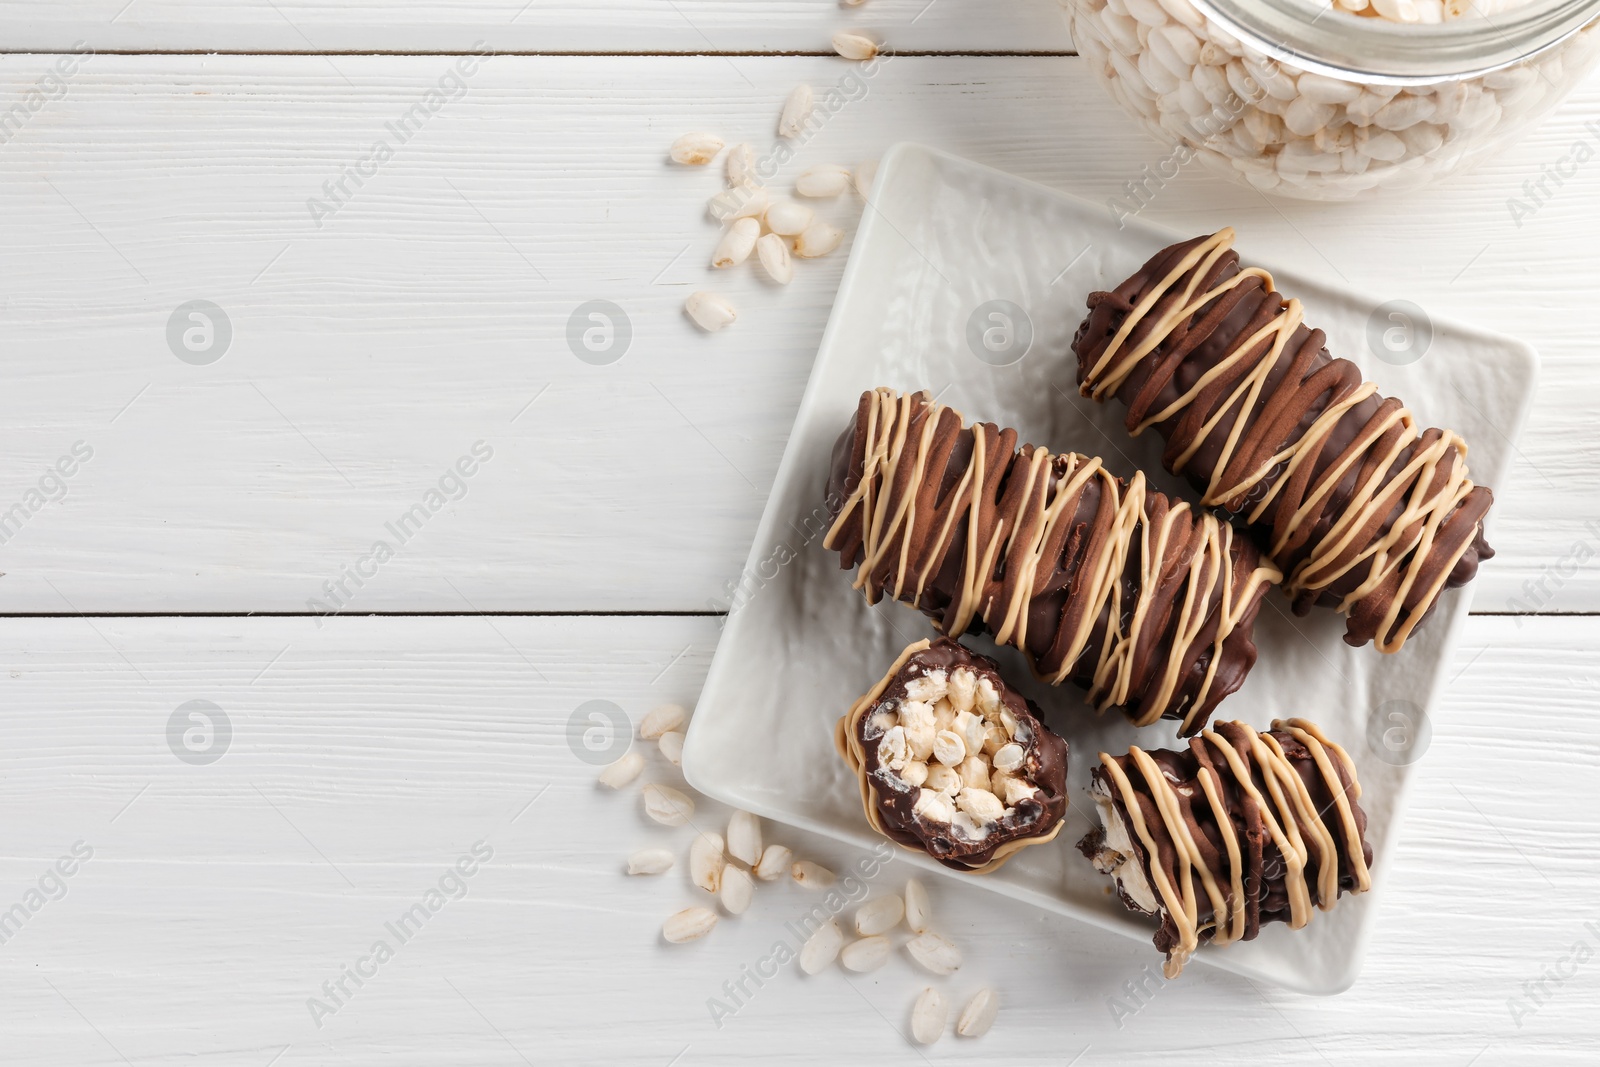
[1074,227,1493,652]
[835,638,1069,873]
[1080,718,1373,977]
[824,387,1280,735]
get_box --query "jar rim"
[1189,0,1600,81]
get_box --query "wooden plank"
[0,53,1594,612]
[0,613,1593,1061]
[0,0,1077,54]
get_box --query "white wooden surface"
[0,614,1596,1065]
[0,54,1597,613]
[0,1,1077,53]
[1,5,1598,1062]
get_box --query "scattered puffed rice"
[725,142,756,187]
[711,217,760,269]
[904,878,931,934]
[685,291,737,332]
[779,84,815,138]
[856,894,905,937]
[795,164,852,197]
[657,730,684,765]
[792,860,836,888]
[832,32,880,60]
[669,132,724,165]
[906,932,962,975]
[956,988,998,1037]
[597,751,644,789]
[911,987,948,1044]
[626,848,674,875]
[799,919,845,974]
[764,198,814,236]
[689,831,726,892]
[755,233,794,285]
[642,782,696,826]
[755,844,793,881]
[663,907,718,943]
[640,703,687,739]
[793,221,844,258]
[840,935,891,972]
[719,864,754,915]
[708,184,769,222]
[727,811,763,866]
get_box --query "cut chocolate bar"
[835,638,1069,873]
[1074,227,1493,652]
[824,387,1280,736]
[1080,718,1373,977]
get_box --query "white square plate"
[682,142,1537,994]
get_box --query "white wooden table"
[1,3,1597,1063]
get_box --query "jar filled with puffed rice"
[1065,0,1600,199]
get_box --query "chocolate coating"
[839,638,1069,872]
[1073,230,1493,651]
[824,388,1279,735]
[1080,719,1373,977]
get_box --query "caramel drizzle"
[1098,717,1372,978]
[823,388,1280,733]
[1080,228,1479,653]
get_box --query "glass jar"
[1065,0,1600,199]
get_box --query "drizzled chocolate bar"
[1074,228,1493,652]
[823,387,1280,736]
[1080,719,1373,977]
[835,637,1069,873]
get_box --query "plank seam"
[0,610,727,618]
[0,49,1080,58]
